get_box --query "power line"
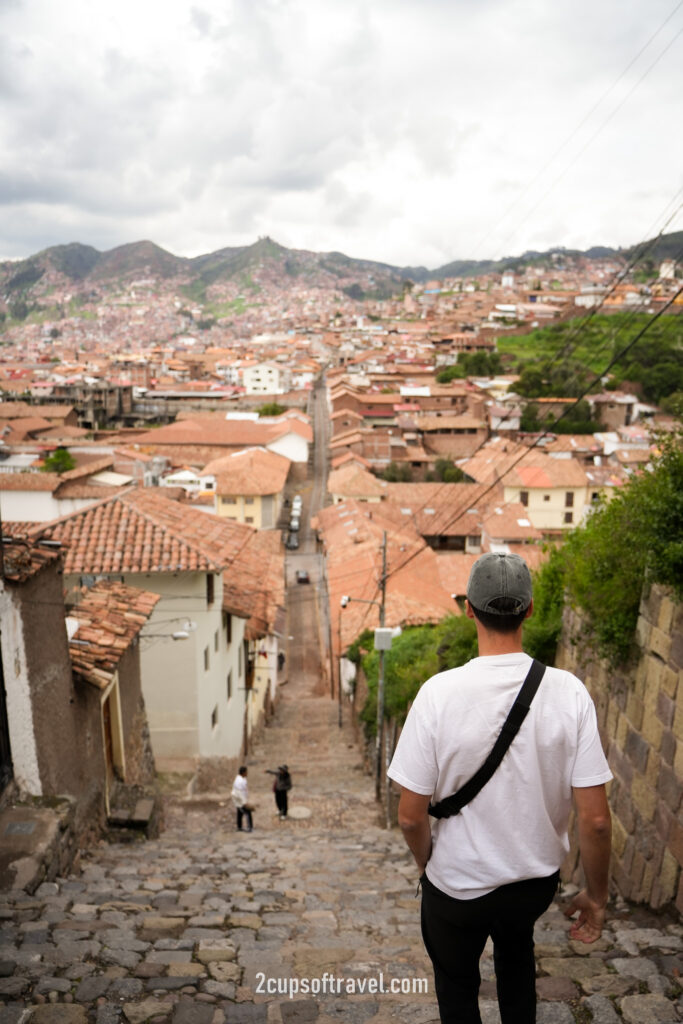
[490,20,683,261]
[469,0,683,262]
[381,282,683,587]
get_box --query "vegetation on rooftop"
[41,448,76,474]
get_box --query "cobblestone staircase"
[0,685,682,1023]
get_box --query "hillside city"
[0,234,681,1023]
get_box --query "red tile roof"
[69,581,160,689]
[29,488,256,574]
[202,447,291,496]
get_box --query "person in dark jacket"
[266,765,292,818]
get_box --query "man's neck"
[476,627,525,657]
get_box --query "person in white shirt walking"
[231,765,253,832]
[388,552,612,1024]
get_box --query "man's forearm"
[578,816,611,903]
[400,819,432,874]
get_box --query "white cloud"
[0,0,681,265]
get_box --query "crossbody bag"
[428,659,546,819]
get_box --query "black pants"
[420,870,559,1024]
[275,789,288,816]
[236,806,253,831]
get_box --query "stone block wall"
[556,584,683,911]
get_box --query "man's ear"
[465,600,476,620]
[524,599,534,620]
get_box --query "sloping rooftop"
[27,488,255,575]
[69,581,160,689]
[202,447,291,496]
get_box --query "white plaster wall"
[503,484,587,531]
[268,433,309,464]
[194,583,247,760]
[0,586,42,793]
[0,492,61,523]
[62,570,249,763]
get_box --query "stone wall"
[556,583,683,912]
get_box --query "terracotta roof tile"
[202,447,291,496]
[69,581,160,688]
[28,488,256,575]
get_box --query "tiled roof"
[202,447,291,496]
[462,438,588,488]
[130,413,312,448]
[0,472,59,492]
[317,500,458,652]
[29,488,256,574]
[69,581,160,689]
[327,464,388,498]
[1,537,61,582]
[222,530,285,638]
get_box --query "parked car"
[285,533,299,550]
[289,517,300,532]
[295,570,310,584]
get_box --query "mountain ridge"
[2,232,681,303]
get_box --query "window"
[245,497,255,505]
[211,705,218,729]
[543,494,551,502]
[565,491,574,508]
[519,490,529,507]
[224,612,232,644]
[238,645,243,678]
[214,630,219,652]
[206,574,215,606]
[245,516,254,524]
[564,512,573,524]
[226,670,232,700]
[591,491,600,503]
[204,647,210,671]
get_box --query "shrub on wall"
[527,430,683,668]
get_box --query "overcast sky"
[1,0,682,268]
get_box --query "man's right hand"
[563,888,606,943]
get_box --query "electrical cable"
[469,0,683,262]
[380,281,683,587]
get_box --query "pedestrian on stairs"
[266,765,292,818]
[231,766,254,832]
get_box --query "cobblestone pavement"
[1,682,683,1023]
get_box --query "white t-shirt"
[388,653,612,900]
[231,773,249,807]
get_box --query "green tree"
[382,461,412,482]
[258,402,287,417]
[436,364,465,384]
[41,448,76,474]
[9,299,29,321]
[434,458,464,482]
[359,616,478,735]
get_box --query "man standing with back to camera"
[388,552,612,1023]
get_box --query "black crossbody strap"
[428,659,546,820]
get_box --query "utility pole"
[375,531,387,801]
